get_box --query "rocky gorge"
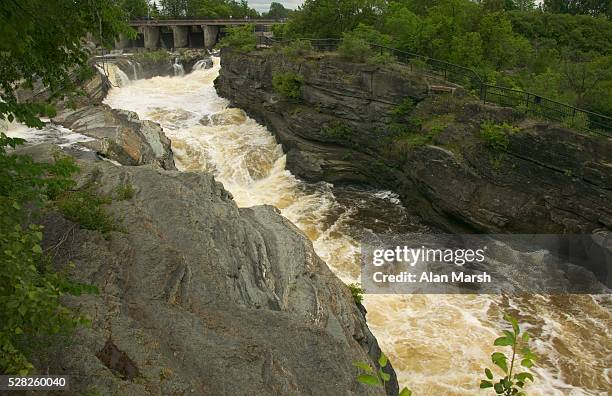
[6,56,398,395]
[214,49,612,235]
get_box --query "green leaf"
[32,244,43,254]
[494,382,504,394]
[485,368,493,379]
[352,362,373,373]
[522,332,530,342]
[14,327,23,334]
[492,352,508,373]
[494,336,514,346]
[378,352,388,368]
[521,359,534,368]
[480,380,493,388]
[504,314,520,334]
[379,369,391,382]
[515,372,534,382]
[357,374,381,386]
[399,388,412,396]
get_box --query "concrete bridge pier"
[172,26,189,48]
[141,26,160,49]
[202,25,220,50]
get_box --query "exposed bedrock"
[16,143,397,395]
[214,49,612,234]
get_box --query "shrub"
[56,190,122,235]
[562,112,590,131]
[0,134,97,374]
[480,314,537,395]
[217,25,256,53]
[282,39,313,58]
[133,50,170,63]
[479,122,519,151]
[115,182,135,200]
[348,283,364,304]
[272,71,304,99]
[324,121,353,139]
[338,34,371,62]
[354,351,412,395]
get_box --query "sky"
[250,0,302,13]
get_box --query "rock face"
[215,49,612,234]
[54,105,176,170]
[17,144,397,396]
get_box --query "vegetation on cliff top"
[277,0,612,117]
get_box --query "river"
[96,58,609,395]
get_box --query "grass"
[348,283,364,305]
[115,182,135,201]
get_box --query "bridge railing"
[259,37,612,135]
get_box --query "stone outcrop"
[53,105,176,170]
[16,143,396,396]
[215,49,612,234]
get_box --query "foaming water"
[104,58,610,395]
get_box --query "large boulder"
[15,144,396,395]
[53,105,176,170]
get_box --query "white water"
[2,118,94,149]
[103,58,611,395]
[173,57,185,77]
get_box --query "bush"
[348,283,364,304]
[217,25,256,53]
[133,50,170,63]
[324,121,353,139]
[0,134,97,374]
[562,112,590,131]
[282,39,313,58]
[115,182,135,200]
[56,190,122,236]
[480,122,518,151]
[272,71,304,99]
[480,314,537,394]
[338,34,371,62]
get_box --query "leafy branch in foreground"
[0,134,98,374]
[354,351,412,395]
[480,314,537,395]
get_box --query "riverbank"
[214,49,612,235]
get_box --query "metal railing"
[259,37,612,135]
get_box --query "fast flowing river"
[101,58,610,395]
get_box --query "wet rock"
[53,105,176,170]
[19,144,395,396]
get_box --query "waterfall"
[127,60,139,80]
[95,62,130,87]
[193,59,212,70]
[173,57,184,76]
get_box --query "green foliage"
[218,25,256,53]
[480,122,519,151]
[354,351,412,395]
[56,190,122,236]
[0,0,130,128]
[338,34,372,62]
[159,0,259,19]
[348,283,364,305]
[262,2,292,19]
[279,0,612,117]
[133,50,171,64]
[0,134,97,374]
[272,72,304,99]
[115,182,136,201]
[480,314,537,395]
[324,121,354,139]
[562,112,590,130]
[281,40,313,58]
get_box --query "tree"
[0,0,130,128]
[264,2,291,19]
[121,0,149,18]
[543,0,611,17]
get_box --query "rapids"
[101,58,610,395]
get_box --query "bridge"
[115,19,285,50]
